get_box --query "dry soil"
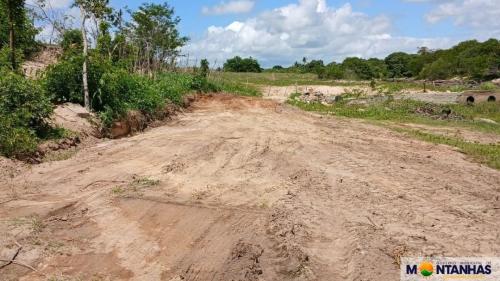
[1,94,499,281]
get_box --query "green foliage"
[0,46,23,72]
[321,63,344,79]
[61,29,83,54]
[287,95,500,134]
[479,82,497,91]
[0,72,53,157]
[199,59,209,78]
[43,53,110,105]
[209,78,260,96]
[269,39,499,82]
[96,69,163,125]
[127,2,189,73]
[385,52,414,78]
[0,0,39,62]
[223,56,262,73]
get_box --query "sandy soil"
[262,85,372,102]
[1,95,499,281]
[262,85,461,104]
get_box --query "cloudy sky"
[36,0,500,67]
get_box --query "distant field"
[210,72,500,93]
[210,71,362,87]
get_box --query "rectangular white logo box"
[401,257,500,281]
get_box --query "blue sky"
[38,0,500,67]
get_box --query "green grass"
[287,96,500,135]
[392,127,500,170]
[209,75,261,96]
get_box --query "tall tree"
[74,0,111,110]
[127,2,188,75]
[0,0,24,70]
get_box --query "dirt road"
[1,95,499,281]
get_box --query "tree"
[321,62,343,79]
[0,0,26,70]
[385,52,413,78]
[223,56,261,72]
[60,29,82,53]
[304,59,324,75]
[199,59,209,78]
[342,57,374,80]
[74,0,111,110]
[127,2,189,75]
[29,0,75,44]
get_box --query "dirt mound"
[51,103,100,138]
[22,45,62,78]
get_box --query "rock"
[111,110,148,139]
[492,78,500,86]
[111,121,130,138]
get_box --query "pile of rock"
[298,88,337,105]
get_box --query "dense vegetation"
[267,40,500,82]
[0,0,224,158]
[223,56,262,73]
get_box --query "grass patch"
[110,177,161,196]
[42,148,79,162]
[392,127,500,170]
[287,96,500,135]
[209,76,261,96]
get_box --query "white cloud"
[426,0,500,31]
[405,0,500,37]
[186,0,453,67]
[202,0,255,15]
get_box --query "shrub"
[223,56,262,73]
[480,82,497,91]
[0,72,52,157]
[43,54,110,105]
[96,69,164,126]
[0,115,38,157]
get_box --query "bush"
[0,115,38,157]
[480,82,497,91]
[96,69,165,126]
[45,54,219,129]
[43,54,110,105]
[95,70,218,127]
[0,72,53,157]
[223,56,262,73]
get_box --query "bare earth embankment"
[1,95,499,281]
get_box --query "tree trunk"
[80,7,90,111]
[8,7,16,71]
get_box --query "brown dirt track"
[1,94,499,281]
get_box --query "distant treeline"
[225,39,500,81]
